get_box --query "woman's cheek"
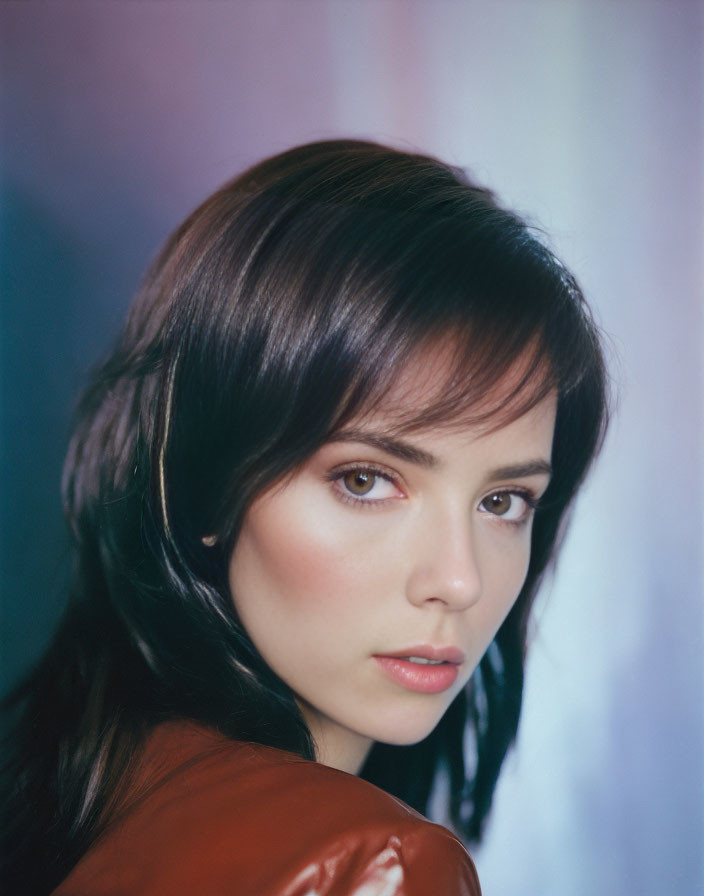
[231,485,393,613]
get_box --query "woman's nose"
[405,509,482,611]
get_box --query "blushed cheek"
[500,546,532,618]
[481,536,531,619]
[231,498,372,612]
[507,541,531,593]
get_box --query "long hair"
[2,140,608,894]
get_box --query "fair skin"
[228,360,557,775]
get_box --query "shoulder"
[54,722,481,896]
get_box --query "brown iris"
[482,493,512,515]
[343,470,376,496]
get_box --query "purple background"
[1,2,702,893]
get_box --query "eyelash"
[327,464,540,526]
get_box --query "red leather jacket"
[53,722,481,895]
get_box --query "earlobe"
[202,535,217,547]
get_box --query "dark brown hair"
[2,140,608,894]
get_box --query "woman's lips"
[373,648,463,694]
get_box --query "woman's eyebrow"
[329,430,439,468]
[487,461,552,481]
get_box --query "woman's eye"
[479,491,534,523]
[332,467,401,503]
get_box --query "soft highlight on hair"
[2,140,608,895]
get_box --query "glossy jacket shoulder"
[53,722,481,896]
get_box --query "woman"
[2,140,608,895]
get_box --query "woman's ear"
[201,535,217,547]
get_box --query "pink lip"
[377,645,466,664]
[373,645,465,694]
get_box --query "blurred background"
[1,1,702,893]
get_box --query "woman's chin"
[365,710,450,747]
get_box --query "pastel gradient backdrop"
[1,2,702,893]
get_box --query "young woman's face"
[228,361,557,773]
